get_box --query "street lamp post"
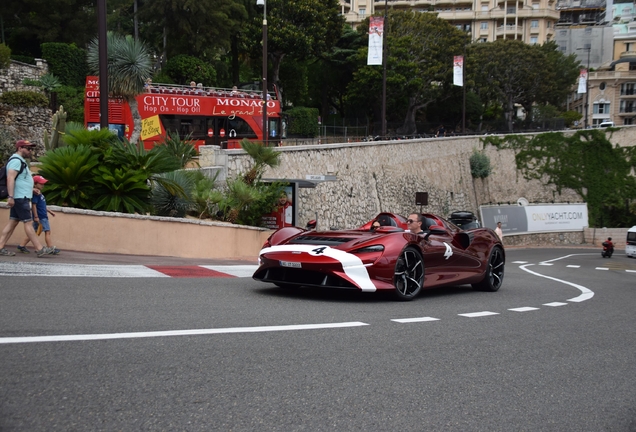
[381,0,388,138]
[257,0,268,146]
[577,47,591,129]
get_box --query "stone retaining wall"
[0,60,49,96]
[201,127,636,231]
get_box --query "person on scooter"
[602,237,614,257]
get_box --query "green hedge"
[0,44,10,69]
[285,107,319,138]
[165,55,216,86]
[0,91,49,107]
[41,43,88,87]
[11,55,36,65]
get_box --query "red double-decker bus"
[84,76,284,149]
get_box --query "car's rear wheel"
[472,246,505,292]
[393,247,425,301]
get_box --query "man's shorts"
[33,218,51,233]
[9,198,33,223]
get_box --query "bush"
[0,91,48,107]
[165,55,216,86]
[469,150,491,179]
[55,86,85,123]
[284,107,319,137]
[41,43,89,87]
[11,55,36,65]
[0,44,11,69]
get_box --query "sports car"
[252,212,505,300]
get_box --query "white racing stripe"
[0,262,167,278]
[260,244,377,291]
[0,322,370,344]
[520,263,594,302]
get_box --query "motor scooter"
[601,241,614,258]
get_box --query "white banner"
[453,56,463,87]
[578,69,588,94]
[367,17,384,66]
[480,203,589,235]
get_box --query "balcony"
[436,10,476,19]
[496,25,524,36]
[620,51,636,59]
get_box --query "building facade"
[339,0,559,44]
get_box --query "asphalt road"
[0,248,635,431]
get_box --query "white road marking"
[543,302,568,307]
[567,265,580,268]
[539,262,553,266]
[0,262,167,278]
[520,263,594,302]
[458,311,499,318]
[595,267,609,271]
[0,322,370,344]
[201,265,259,278]
[508,307,539,312]
[627,270,636,273]
[512,261,528,264]
[391,317,440,323]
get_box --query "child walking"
[17,175,60,254]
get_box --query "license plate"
[280,261,302,268]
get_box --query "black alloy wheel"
[472,246,505,292]
[393,247,425,301]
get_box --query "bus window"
[227,117,257,139]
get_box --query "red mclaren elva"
[252,212,505,300]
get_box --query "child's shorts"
[33,218,51,233]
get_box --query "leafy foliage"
[484,130,636,227]
[285,107,320,138]
[165,55,217,86]
[38,145,100,208]
[41,43,89,87]
[0,91,48,107]
[150,170,196,218]
[158,132,198,169]
[469,151,492,179]
[241,139,281,185]
[92,165,150,213]
[0,44,11,69]
[54,85,85,123]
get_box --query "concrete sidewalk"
[1,245,259,266]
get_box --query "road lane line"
[519,263,594,302]
[508,307,540,312]
[458,311,499,318]
[543,302,568,307]
[0,262,167,278]
[391,317,440,323]
[0,322,370,344]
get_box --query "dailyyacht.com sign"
[480,204,589,235]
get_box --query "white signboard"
[480,204,588,235]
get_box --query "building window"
[481,22,488,29]
[359,8,365,18]
[507,6,516,13]
[620,100,635,113]
[547,21,552,28]
[531,20,539,28]
[621,83,636,95]
[530,37,538,44]
[593,103,610,114]
[625,118,634,125]
[599,82,606,91]
[481,4,489,11]
[532,2,539,9]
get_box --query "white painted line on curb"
[508,307,540,312]
[458,311,499,318]
[200,265,259,278]
[0,322,370,344]
[391,317,440,323]
[520,263,594,303]
[0,262,167,278]
[543,302,568,307]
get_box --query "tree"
[247,0,344,94]
[87,32,153,144]
[348,11,468,135]
[485,130,636,227]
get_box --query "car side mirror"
[425,225,448,240]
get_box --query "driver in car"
[406,213,426,235]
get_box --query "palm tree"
[87,32,152,144]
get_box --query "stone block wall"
[0,60,49,96]
[0,104,51,151]
[213,127,635,231]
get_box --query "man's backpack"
[0,156,28,199]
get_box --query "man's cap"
[33,175,48,184]
[16,140,36,149]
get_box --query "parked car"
[448,211,481,230]
[599,121,615,128]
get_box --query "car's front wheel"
[472,246,505,292]
[393,247,425,301]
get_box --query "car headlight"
[351,245,385,254]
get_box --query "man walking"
[0,140,55,257]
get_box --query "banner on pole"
[453,56,463,87]
[578,69,588,94]
[367,17,384,66]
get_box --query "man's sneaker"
[17,245,30,254]
[52,248,61,255]
[36,246,55,257]
[0,248,16,256]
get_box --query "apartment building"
[339,0,559,44]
